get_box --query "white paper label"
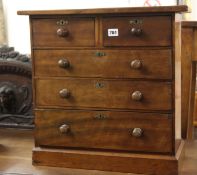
[108,29,119,37]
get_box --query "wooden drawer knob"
[59,124,70,133]
[57,28,69,37]
[130,59,142,69]
[131,91,143,101]
[59,89,70,98]
[58,59,70,68]
[130,28,142,36]
[131,128,143,137]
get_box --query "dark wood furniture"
[18,6,187,175]
[181,21,197,139]
[0,45,33,128]
[194,93,197,127]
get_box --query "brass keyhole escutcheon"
[94,114,107,120]
[129,19,143,25]
[57,19,68,26]
[95,52,106,57]
[95,82,105,89]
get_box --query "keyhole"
[57,20,68,26]
[95,82,105,88]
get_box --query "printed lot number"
[108,29,119,37]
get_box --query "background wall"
[0,0,6,44]
[1,0,188,54]
[191,0,197,19]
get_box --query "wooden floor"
[0,128,197,175]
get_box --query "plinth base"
[33,140,185,175]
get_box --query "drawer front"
[103,16,171,46]
[35,110,173,153]
[34,49,172,80]
[35,78,172,110]
[32,17,95,47]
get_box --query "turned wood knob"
[59,89,70,98]
[130,59,142,69]
[57,28,69,37]
[131,128,143,137]
[59,124,70,133]
[130,28,142,36]
[131,91,143,101]
[58,59,70,68]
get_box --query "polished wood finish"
[34,49,172,79]
[32,17,95,47]
[35,78,172,110]
[194,92,197,126]
[174,19,182,142]
[1,129,197,175]
[181,27,193,139]
[17,5,188,15]
[187,63,196,139]
[181,21,197,139]
[103,16,172,47]
[182,21,197,27]
[19,6,186,175]
[33,142,184,175]
[35,109,172,153]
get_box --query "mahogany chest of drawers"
[18,6,187,175]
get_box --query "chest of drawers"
[18,6,187,175]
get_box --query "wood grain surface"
[34,49,172,79]
[103,16,172,47]
[18,6,186,174]
[17,5,188,15]
[32,17,95,47]
[35,78,172,110]
[35,109,172,153]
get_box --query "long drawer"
[32,17,95,47]
[103,16,172,46]
[34,49,172,80]
[35,109,173,153]
[35,78,172,110]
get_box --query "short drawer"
[35,109,173,153]
[35,78,172,110]
[32,17,95,47]
[103,16,171,46]
[34,49,172,80]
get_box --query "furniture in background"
[194,92,197,127]
[181,21,197,139]
[18,6,187,175]
[0,45,33,128]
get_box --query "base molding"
[33,140,185,175]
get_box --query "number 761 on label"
[108,29,119,37]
